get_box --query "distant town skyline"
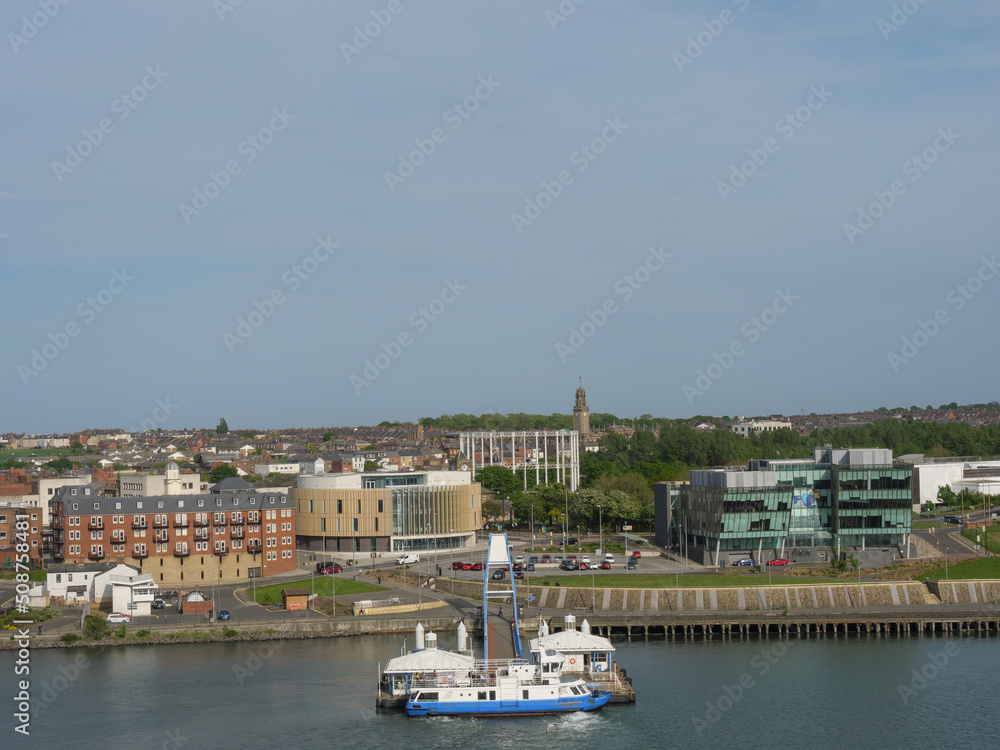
[4,3,998,433]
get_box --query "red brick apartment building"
[0,502,44,570]
[50,485,296,586]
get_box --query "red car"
[631,551,641,558]
[461,563,474,571]
[472,562,484,571]
[600,561,611,570]
[452,561,465,570]
[767,558,790,566]
[322,564,343,574]
[540,555,552,563]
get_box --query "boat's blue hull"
[407,690,611,717]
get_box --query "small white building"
[110,572,158,617]
[528,614,615,675]
[46,562,140,606]
[119,463,202,498]
[254,462,301,476]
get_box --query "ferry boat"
[406,649,611,717]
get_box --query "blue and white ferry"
[405,532,610,717]
[406,649,611,717]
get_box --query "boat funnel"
[457,621,468,653]
[580,618,591,634]
[539,618,549,637]
[415,622,425,651]
[564,613,576,631]
[425,632,438,650]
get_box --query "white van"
[603,553,615,564]
[396,553,420,565]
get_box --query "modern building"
[50,483,296,586]
[655,447,913,566]
[906,456,1000,512]
[293,470,482,554]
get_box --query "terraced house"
[50,478,296,586]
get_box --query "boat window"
[419,692,438,700]
[490,691,496,700]
[478,691,487,700]
[523,690,529,699]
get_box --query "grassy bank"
[530,573,844,588]
[246,576,386,604]
[915,556,1000,581]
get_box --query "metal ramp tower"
[481,532,523,660]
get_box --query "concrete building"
[293,470,481,554]
[730,417,791,437]
[907,457,1000,512]
[119,463,203,498]
[45,562,139,607]
[656,447,913,566]
[50,483,297,587]
[110,571,159,616]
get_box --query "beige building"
[119,462,204,498]
[293,470,481,554]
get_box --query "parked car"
[106,612,132,624]
[767,558,790,566]
[461,563,475,571]
[540,555,552,563]
[514,555,525,564]
[491,569,506,580]
[732,558,756,567]
[152,599,165,610]
[567,554,577,560]
[396,553,420,565]
[631,551,641,558]
[587,562,600,570]
[513,562,523,571]
[581,555,591,564]
[560,559,578,571]
[514,571,524,579]
[626,559,637,570]
[600,561,611,570]
[526,563,535,572]
[452,561,465,570]
[218,610,231,621]
[566,537,578,545]
[603,553,615,564]
[528,556,539,564]
[472,562,484,571]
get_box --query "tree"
[216,418,229,435]
[306,442,315,452]
[473,466,522,500]
[70,440,83,455]
[936,485,957,506]
[364,460,380,472]
[481,500,503,520]
[322,431,335,442]
[44,457,74,473]
[209,464,239,483]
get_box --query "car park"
[767,558,790,566]
[218,610,231,621]
[106,612,132,624]
[733,558,756,566]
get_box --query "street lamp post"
[597,505,602,555]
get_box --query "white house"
[110,571,158,616]
[46,562,140,606]
[254,462,301,476]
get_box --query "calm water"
[5,632,999,749]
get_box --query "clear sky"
[3,1,998,433]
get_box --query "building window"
[353,518,359,532]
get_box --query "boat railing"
[409,672,547,690]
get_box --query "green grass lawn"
[913,521,945,529]
[916,556,1000,581]
[529,573,844,588]
[0,570,46,581]
[961,524,1000,555]
[247,575,386,603]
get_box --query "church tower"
[573,380,590,436]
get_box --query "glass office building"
[657,447,912,565]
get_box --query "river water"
[6,632,999,749]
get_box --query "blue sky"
[3,1,998,433]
